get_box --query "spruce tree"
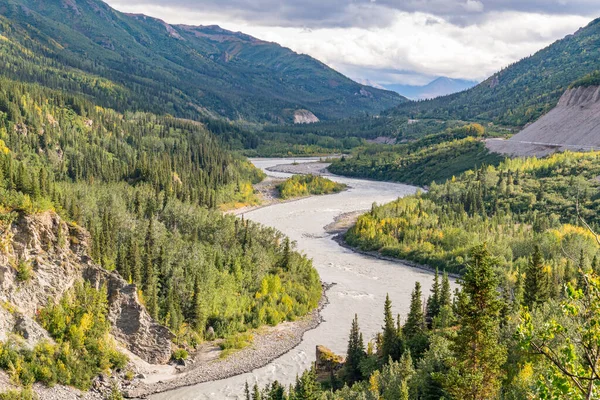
[128,239,142,287]
[143,219,155,283]
[293,367,319,399]
[345,314,365,384]
[404,282,428,361]
[144,266,159,320]
[252,384,261,400]
[245,382,251,400]
[426,269,441,326]
[381,294,399,362]
[403,282,425,339]
[191,276,206,335]
[440,271,452,308]
[442,245,507,400]
[265,381,285,400]
[524,245,549,308]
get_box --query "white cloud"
[106,1,593,85]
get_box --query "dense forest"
[247,150,600,399]
[387,18,600,127]
[329,124,504,186]
[346,151,600,274]
[0,75,321,390]
[569,70,600,89]
[247,118,488,157]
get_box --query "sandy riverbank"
[267,162,332,176]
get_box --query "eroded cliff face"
[293,109,320,124]
[0,211,173,364]
[557,85,600,107]
[486,85,600,157]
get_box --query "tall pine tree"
[380,294,402,362]
[345,314,366,384]
[442,245,507,400]
[524,245,549,308]
[426,269,441,326]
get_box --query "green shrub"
[172,348,189,362]
[15,260,33,283]
[0,388,38,400]
[219,332,254,358]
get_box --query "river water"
[152,158,451,400]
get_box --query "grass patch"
[219,332,254,359]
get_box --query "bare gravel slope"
[487,86,600,156]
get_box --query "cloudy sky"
[105,0,599,86]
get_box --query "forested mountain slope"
[386,18,600,127]
[0,72,321,394]
[0,0,403,123]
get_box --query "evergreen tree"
[191,276,206,335]
[293,367,319,400]
[143,219,155,283]
[404,282,428,360]
[403,282,425,339]
[524,245,549,308]
[426,268,441,326]
[345,314,366,384]
[265,381,286,400]
[128,239,142,287]
[442,245,507,400]
[282,237,291,270]
[252,384,262,400]
[380,294,401,362]
[440,271,452,308]
[144,265,159,320]
[245,382,251,400]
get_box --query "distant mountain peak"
[387,17,600,127]
[384,77,478,100]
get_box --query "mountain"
[386,18,600,127]
[0,0,404,123]
[384,77,478,100]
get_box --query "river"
[151,158,452,400]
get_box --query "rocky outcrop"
[294,109,319,124]
[0,212,81,316]
[487,85,600,157]
[0,211,173,364]
[315,345,344,373]
[83,268,173,364]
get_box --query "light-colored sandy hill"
[486,85,600,156]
